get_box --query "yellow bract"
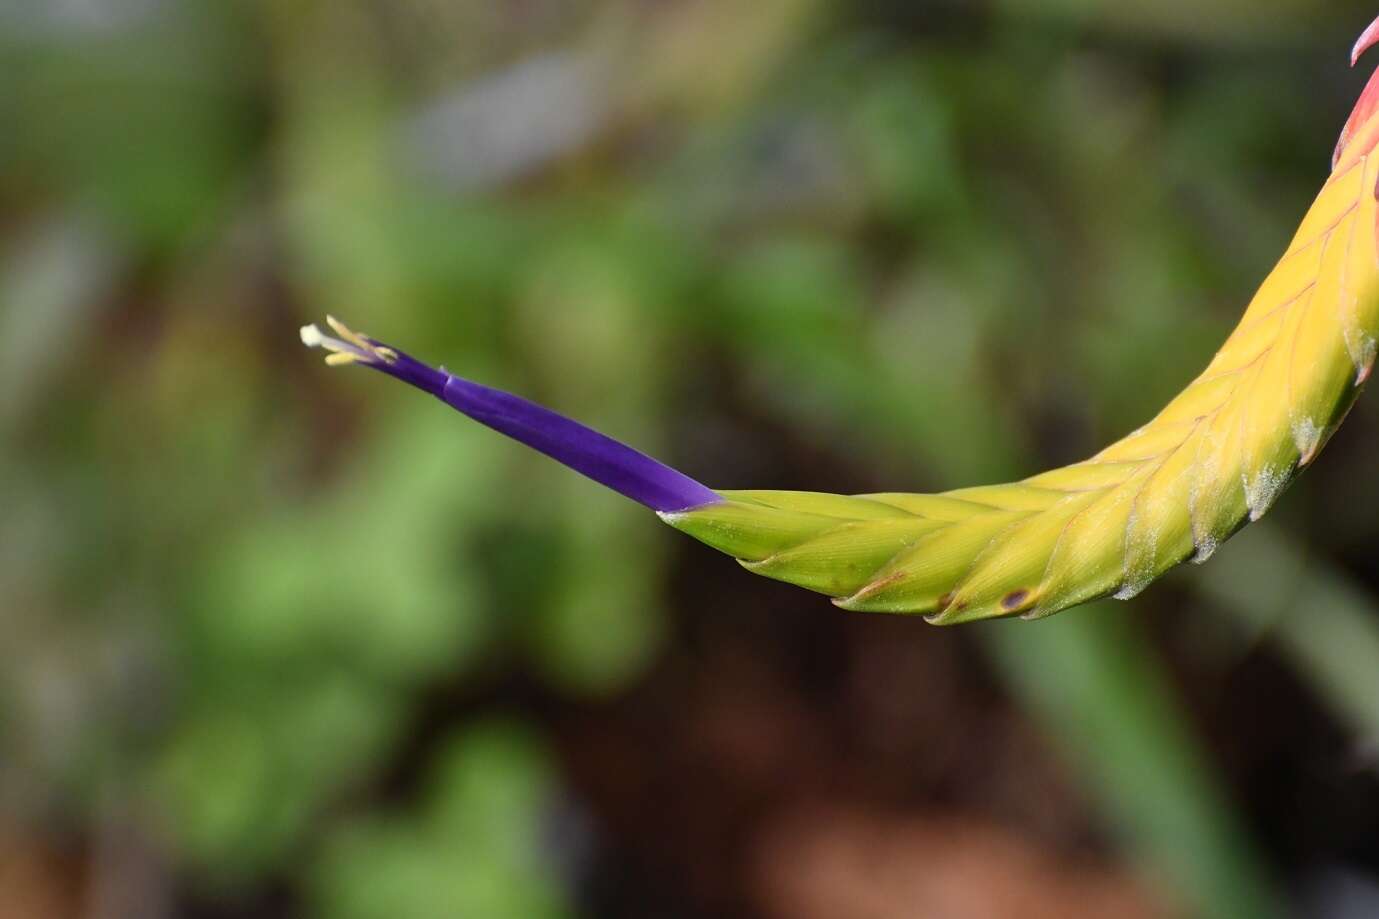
[665,147,1379,623]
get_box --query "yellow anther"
[326,315,374,352]
[323,315,395,363]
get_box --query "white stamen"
[327,315,373,353]
[299,317,394,368]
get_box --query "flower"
[300,316,722,514]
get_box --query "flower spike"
[303,21,1379,624]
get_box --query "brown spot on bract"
[850,571,906,603]
[1002,590,1030,611]
[935,592,957,612]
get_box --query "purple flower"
[301,317,721,514]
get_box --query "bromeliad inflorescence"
[303,15,1379,625]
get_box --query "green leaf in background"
[309,721,573,919]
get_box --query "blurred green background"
[3,1,1379,917]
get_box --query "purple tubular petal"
[363,342,722,514]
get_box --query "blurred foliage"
[3,0,1379,917]
[310,721,572,919]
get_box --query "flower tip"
[1352,14,1379,68]
[298,315,390,367]
[300,323,326,348]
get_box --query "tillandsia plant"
[304,17,1379,626]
